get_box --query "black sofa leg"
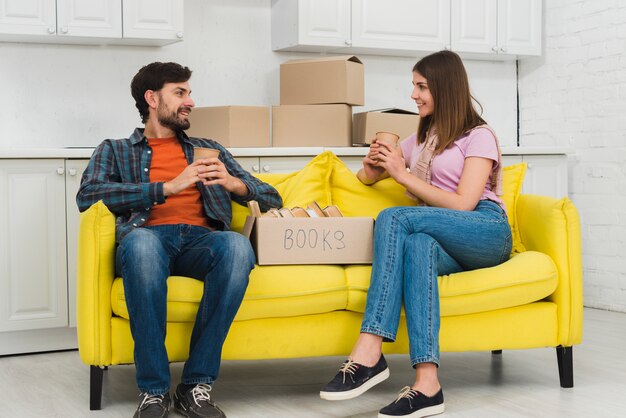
[90,366,104,410]
[556,346,574,388]
[491,350,503,355]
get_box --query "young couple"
[78,50,510,418]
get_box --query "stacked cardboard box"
[352,108,419,145]
[273,55,364,147]
[186,106,270,148]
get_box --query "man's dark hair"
[130,62,192,123]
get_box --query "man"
[77,62,282,418]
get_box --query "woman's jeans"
[115,224,255,395]
[361,200,512,367]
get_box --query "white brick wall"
[518,0,626,312]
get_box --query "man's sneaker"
[378,386,445,418]
[320,354,390,401]
[173,383,226,418]
[133,392,170,418]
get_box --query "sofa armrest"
[516,194,583,346]
[76,200,116,366]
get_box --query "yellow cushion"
[502,163,528,254]
[344,250,558,316]
[110,264,348,322]
[329,153,416,217]
[230,152,334,232]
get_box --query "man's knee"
[119,228,163,258]
[221,231,255,267]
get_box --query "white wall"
[518,0,626,312]
[0,0,517,149]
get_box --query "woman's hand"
[357,140,388,185]
[373,141,406,181]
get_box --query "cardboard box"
[352,108,420,145]
[244,216,374,265]
[272,104,352,147]
[185,106,270,148]
[280,55,364,106]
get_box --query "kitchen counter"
[0,146,572,159]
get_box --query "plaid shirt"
[77,128,282,242]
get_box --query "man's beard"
[157,102,191,131]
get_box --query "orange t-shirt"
[144,137,209,228]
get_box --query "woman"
[320,50,512,418]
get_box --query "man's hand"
[163,158,249,197]
[163,160,208,197]
[196,157,249,196]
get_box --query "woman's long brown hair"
[413,50,486,153]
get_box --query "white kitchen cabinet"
[0,0,183,45]
[122,0,184,44]
[521,154,568,198]
[272,0,449,55]
[272,0,541,59]
[0,158,90,355]
[0,159,70,355]
[0,0,56,37]
[451,0,542,58]
[271,0,350,52]
[56,0,122,39]
[349,0,450,55]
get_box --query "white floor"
[1,307,625,418]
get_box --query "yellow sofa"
[77,151,583,410]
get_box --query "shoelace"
[138,393,166,410]
[191,383,213,407]
[338,360,360,384]
[394,386,418,408]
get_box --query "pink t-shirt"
[400,127,505,210]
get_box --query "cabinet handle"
[526,163,533,169]
[500,46,508,53]
[47,27,55,34]
[176,32,184,39]
[262,165,271,173]
[492,45,498,52]
[444,44,450,50]
[56,167,64,175]
[252,164,260,173]
[344,39,352,46]
[68,168,77,176]
[61,27,69,34]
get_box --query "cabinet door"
[259,157,314,174]
[451,0,498,55]
[56,0,122,38]
[234,157,261,175]
[351,0,451,52]
[272,0,350,51]
[122,0,184,42]
[0,160,68,332]
[497,0,541,56]
[65,159,89,328]
[0,0,56,36]
[522,155,568,198]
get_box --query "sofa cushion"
[110,264,349,322]
[502,163,527,254]
[230,152,333,232]
[329,153,416,218]
[344,251,557,317]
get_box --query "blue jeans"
[361,200,512,367]
[115,224,255,395]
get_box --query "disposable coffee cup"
[375,131,400,148]
[371,131,400,162]
[193,147,219,162]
